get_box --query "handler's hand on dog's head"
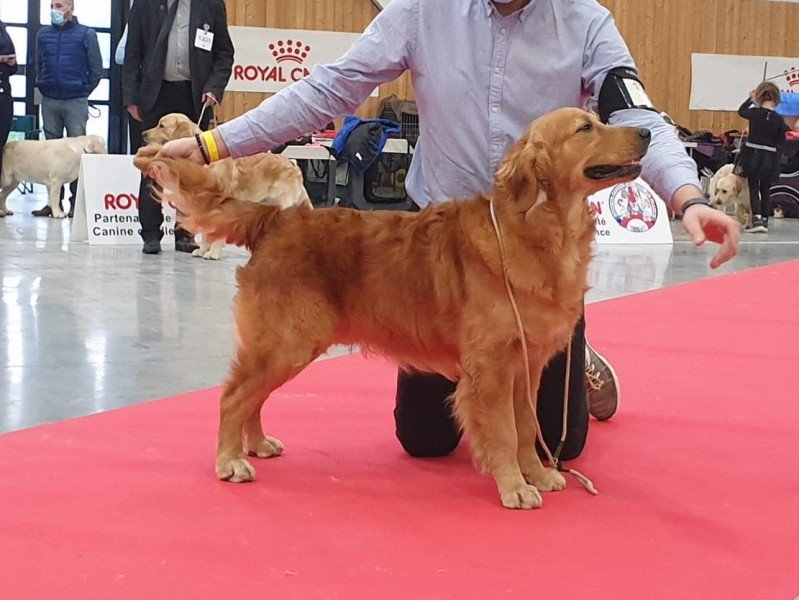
[681,204,740,270]
[157,137,205,165]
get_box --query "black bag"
[379,94,420,147]
[363,151,411,204]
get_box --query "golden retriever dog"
[708,163,751,227]
[135,107,650,510]
[143,113,311,260]
[0,135,107,218]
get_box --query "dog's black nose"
[638,128,651,141]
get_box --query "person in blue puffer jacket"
[32,0,103,217]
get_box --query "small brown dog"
[136,108,649,509]
[143,113,311,259]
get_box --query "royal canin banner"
[227,26,378,96]
[690,53,799,111]
[72,155,177,246]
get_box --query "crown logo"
[269,39,311,64]
[785,69,799,89]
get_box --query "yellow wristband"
[203,130,220,162]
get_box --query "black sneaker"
[142,240,161,255]
[175,238,200,253]
[745,216,767,233]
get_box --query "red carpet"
[1,261,798,599]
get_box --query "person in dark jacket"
[0,19,17,215]
[737,81,791,234]
[122,0,234,254]
[32,0,103,218]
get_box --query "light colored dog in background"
[0,135,107,218]
[708,163,752,228]
[143,113,312,260]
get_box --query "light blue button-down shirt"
[218,0,698,207]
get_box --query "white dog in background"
[708,163,752,228]
[0,135,107,218]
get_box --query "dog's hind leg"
[513,364,566,493]
[203,238,225,260]
[454,345,541,509]
[216,299,335,483]
[0,179,18,216]
[192,233,212,258]
[215,356,307,483]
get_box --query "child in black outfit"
[737,82,790,233]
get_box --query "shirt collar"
[481,0,536,22]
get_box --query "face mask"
[51,9,67,26]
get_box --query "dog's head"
[495,108,650,209]
[143,113,201,145]
[712,175,742,208]
[78,135,108,155]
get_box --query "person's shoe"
[585,342,620,421]
[745,216,767,233]
[142,240,161,255]
[31,205,52,217]
[175,238,200,253]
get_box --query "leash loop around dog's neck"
[488,198,597,496]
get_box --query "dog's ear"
[731,177,741,196]
[174,120,196,139]
[495,135,550,205]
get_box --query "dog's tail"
[134,147,280,251]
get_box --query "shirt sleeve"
[737,98,755,119]
[122,3,143,107]
[582,9,699,205]
[217,0,418,158]
[115,26,128,67]
[85,30,104,93]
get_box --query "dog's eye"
[577,122,594,133]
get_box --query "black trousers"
[0,95,12,178]
[138,81,211,244]
[393,202,590,461]
[747,177,772,220]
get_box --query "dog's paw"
[499,482,543,509]
[192,248,205,257]
[216,457,256,483]
[526,467,566,492]
[0,208,11,217]
[51,210,67,219]
[203,249,222,260]
[247,435,284,459]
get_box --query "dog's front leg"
[513,364,566,493]
[736,203,752,228]
[454,349,541,509]
[48,183,67,219]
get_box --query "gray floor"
[1,188,797,434]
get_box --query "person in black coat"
[122,0,234,254]
[737,81,790,233]
[0,19,17,214]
